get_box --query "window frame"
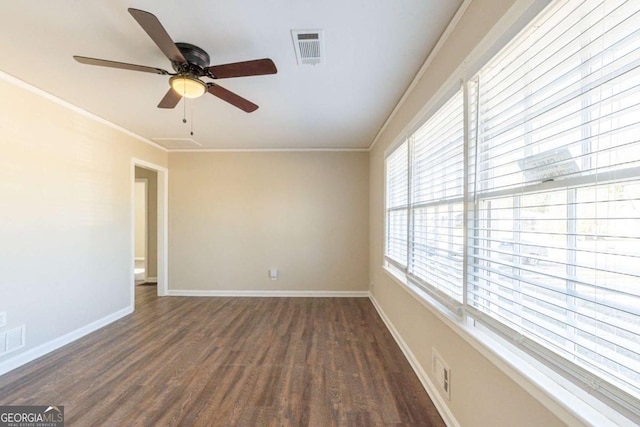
[407,88,466,308]
[381,0,640,422]
[384,87,466,312]
[384,138,410,271]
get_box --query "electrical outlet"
[370,281,375,292]
[0,312,6,328]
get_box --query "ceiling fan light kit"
[170,75,206,98]
[72,8,277,112]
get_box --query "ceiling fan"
[73,8,277,112]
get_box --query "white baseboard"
[369,294,460,427]
[167,290,369,297]
[145,277,158,283]
[0,305,133,377]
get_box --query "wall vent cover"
[291,30,324,65]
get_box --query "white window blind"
[409,90,465,303]
[468,0,640,410]
[385,140,409,268]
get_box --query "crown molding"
[168,147,369,153]
[368,0,472,151]
[0,70,168,152]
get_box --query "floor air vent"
[291,30,324,65]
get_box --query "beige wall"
[369,0,577,426]
[135,166,158,279]
[0,75,167,368]
[169,151,368,292]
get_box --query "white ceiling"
[0,1,462,150]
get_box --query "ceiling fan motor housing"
[173,42,210,75]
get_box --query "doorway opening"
[134,177,148,284]
[131,159,168,307]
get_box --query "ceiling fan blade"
[128,8,186,63]
[207,83,258,113]
[73,56,170,75]
[206,58,277,79]
[158,88,183,109]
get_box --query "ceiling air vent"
[291,30,324,65]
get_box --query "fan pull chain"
[190,104,194,136]
[182,92,187,124]
[180,97,195,136]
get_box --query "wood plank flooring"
[0,286,445,426]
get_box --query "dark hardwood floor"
[0,286,445,426]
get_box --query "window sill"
[381,265,638,427]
